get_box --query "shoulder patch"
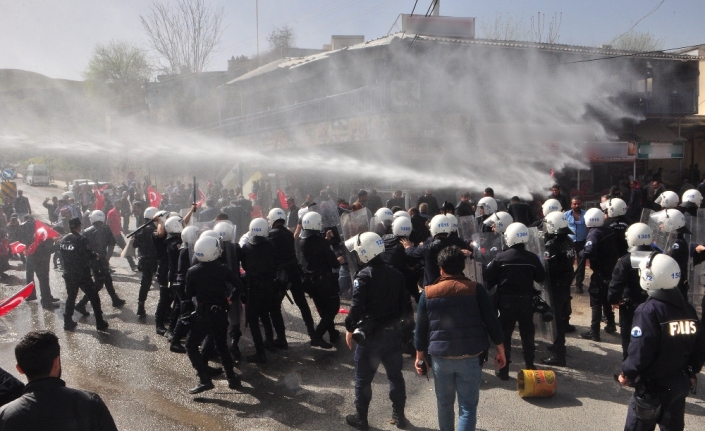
[353,279,360,290]
[672,243,680,250]
[585,241,592,248]
[631,326,643,338]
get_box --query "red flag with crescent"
[277,188,288,209]
[148,186,162,208]
[9,241,26,255]
[195,189,206,208]
[0,283,35,317]
[25,220,60,256]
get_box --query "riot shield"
[469,232,502,285]
[340,208,369,240]
[639,208,652,224]
[646,210,676,253]
[458,216,480,281]
[689,209,705,315]
[525,227,557,344]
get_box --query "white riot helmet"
[392,216,413,237]
[542,199,562,216]
[544,211,569,235]
[249,218,269,237]
[483,211,513,233]
[193,236,220,262]
[164,216,183,234]
[681,189,703,208]
[639,253,680,294]
[429,214,452,237]
[393,211,411,220]
[301,211,323,238]
[584,208,605,228]
[477,197,498,216]
[267,208,286,227]
[89,210,105,224]
[626,223,652,248]
[656,209,689,234]
[144,206,159,220]
[374,207,394,223]
[214,221,235,242]
[600,198,627,217]
[354,232,385,264]
[169,211,180,219]
[504,222,530,247]
[181,226,199,245]
[655,191,679,209]
[200,230,220,239]
[446,214,458,232]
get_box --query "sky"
[1,0,704,81]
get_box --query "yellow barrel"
[517,369,556,398]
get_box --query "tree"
[267,25,296,54]
[611,30,664,52]
[479,12,562,44]
[83,41,152,83]
[140,0,226,74]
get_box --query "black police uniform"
[580,225,619,338]
[59,231,107,329]
[484,243,546,372]
[79,221,122,308]
[160,234,182,335]
[665,233,690,300]
[455,201,474,217]
[301,232,341,344]
[608,246,653,359]
[476,214,493,233]
[170,244,196,351]
[269,224,315,335]
[154,231,170,328]
[382,234,421,303]
[405,234,462,288]
[133,220,158,312]
[240,236,286,359]
[543,231,575,362]
[345,257,410,420]
[622,290,705,431]
[605,215,630,258]
[184,259,240,387]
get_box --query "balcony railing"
[627,91,697,116]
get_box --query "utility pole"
[256,0,260,66]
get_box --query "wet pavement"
[0,182,703,430]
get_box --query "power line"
[608,0,666,46]
[559,43,702,65]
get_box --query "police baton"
[126,219,155,239]
[571,257,586,286]
[192,176,197,212]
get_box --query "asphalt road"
[0,181,703,430]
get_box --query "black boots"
[346,407,369,431]
[136,301,146,317]
[541,355,566,366]
[581,329,601,341]
[391,405,407,429]
[229,326,242,363]
[189,373,214,394]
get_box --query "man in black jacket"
[60,218,108,332]
[0,330,118,430]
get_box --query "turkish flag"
[25,220,60,256]
[9,241,26,254]
[277,188,288,209]
[196,189,206,207]
[148,186,162,208]
[0,283,35,317]
[93,185,104,210]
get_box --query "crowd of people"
[1,175,705,431]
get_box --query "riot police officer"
[268,208,316,339]
[602,197,629,257]
[484,222,546,379]
[240,218,286,363]
[402,215,471,288]
[300,211,343,349]
[382,216,420,303]
[541,212,575,367]
[161,216,184,338]
[60,217,108,331]
[608,223,655,360]
[476,197,498,232]
[184,236,241,394]
[345,232,411,431]
[169,225,199,353]
[658,209,692,300]
[132,205,160,317]
[580,208,619,341]
[618,253,705,431]
[75,210,125,316]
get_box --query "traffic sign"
[1,169,15,181]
